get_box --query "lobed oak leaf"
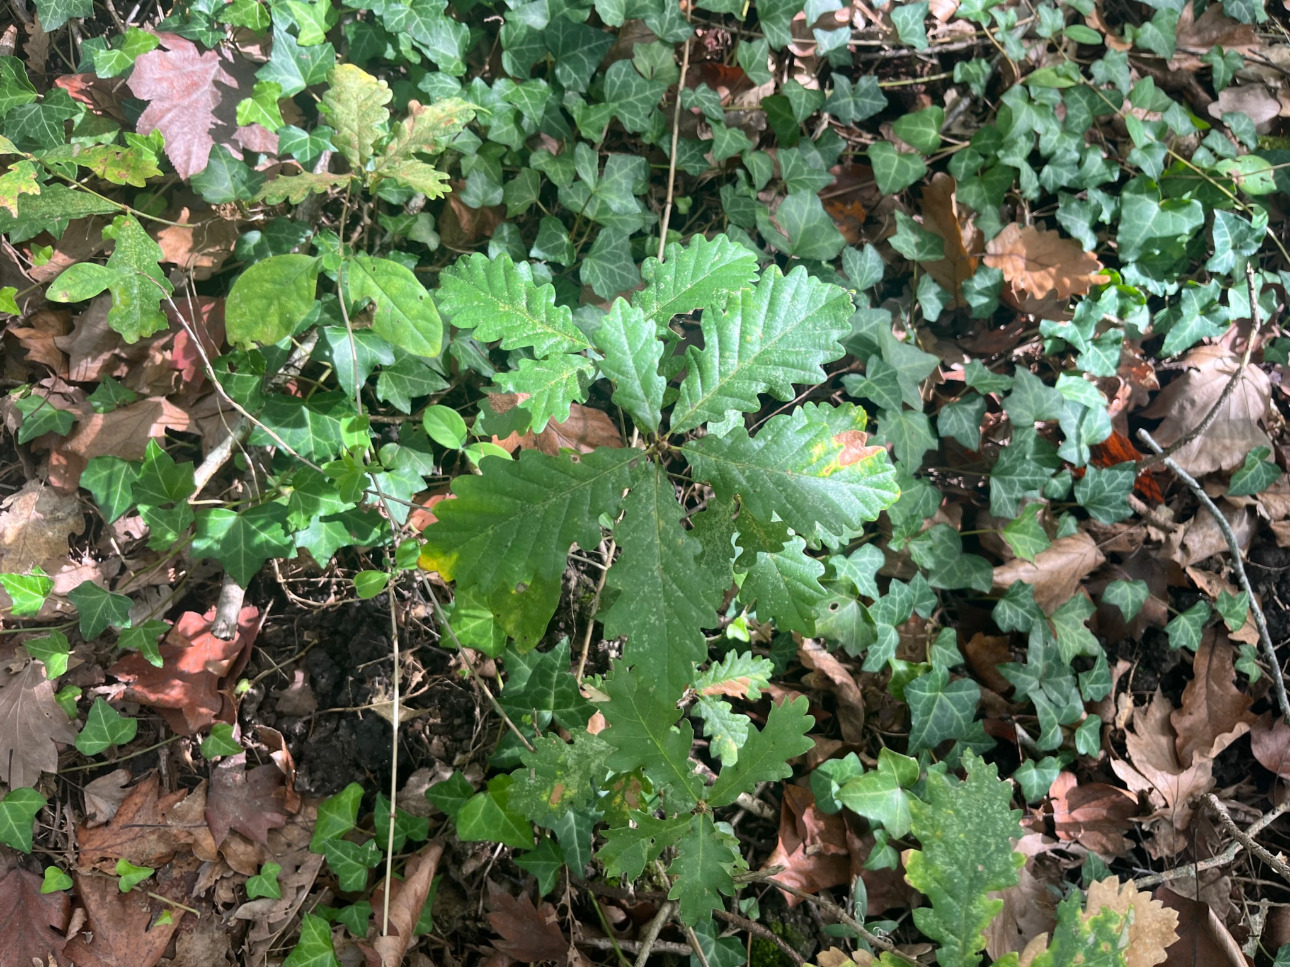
[1110,690,1214,830]
[127,33,237,179]
[991,532,1104,615]
[109,605,258,735]
[0,868,70,966]
[1083,878,1177,967]
[983,223,1106,302]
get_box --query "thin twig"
[712,910,804,965]
[634,900,677,967]
[752,874,914,963]
[1135,799,1290,888]
[1207,793,1290,883]
[685,923,713,967]
[575,536,616,682]
[1136,428,1290,723]
[1141,264,1266,468]
[579,936,693,957]
[657,23,692,263]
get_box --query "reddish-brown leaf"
[487,880,569,963]
[127,33,236,179]
[75,773,194,871]
[370,843,444,965]
[919,174,980,304]
[46,396,194,491]
[205,755,287,847]
[109,606,258,735]
[1050,771,1137,860]
[798,639,865,743]
[764,784,852,902]
[0,868,70,965]
[1170,634,1256,768]
[62,872,181,967]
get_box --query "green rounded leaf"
[422,404,468,449]
[353,570,389,599]
[226,255,321,348]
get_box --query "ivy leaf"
[1104,579,1149,620]
[425,774,474,820]
[236,80,285,130]
[12,393,75,444]
[201,722,242,758]
[0,567,53,616]
[601,463,717,698]
[592,301,665,433]
[836,748,919,838]
[497,639,595,733]
[456,776,533,849]
[192,504,295,587]
[889,211,945,260]
[682,402,900,547]
[990,428,1061,517]
[46,214,172,343]
[904,753,1023,967]
[246,862,282,900]
[283,913,342,967]
[1230,446,1282,496]
[114,858,153,892]
[322,839,382,892]
[226,255,321,348]
[602,59,665,132]
[418,448,638,642]
[868,142,928,194]
[1165,600,1210,651]
[0,787,45,853]
[823,74,887,123]
[1073,462,1135,523]
[310,783,363,851]
[66,581,132,639]
[892,106,944,153]
[708,694,814,807]
[581,228,642,300]
[757,192,846,261]
[24,632,70,680]
[667,815,737,924]
[75,698,137,755]
[345,256,442,358]
[1051,594,1099,664]
[437,253,591,357]
[319,64,392,171]
[906,668,980,753]
[33,0,91,29]
[1002,503,1050,562]
[671,265,853,433]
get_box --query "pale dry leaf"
[0,480,86,588]
[1173,502,1255,567]
[47,397,195,491]
[371,842,444,966]
[985,833,1060,960]
[1083,878,1177,967]
[75,774,195,871]
[1050,771,1138,860]
[919,174,980,304]
[127,33,237,179]
[1171,1,1259,70]
[535,402,624,454]
[798,638,865,743]
[1169,632,1255,767]
[991,532,1105,614]
[1207,84,1282,130]
[83,768,133,826]
[1250,712,1290,780]
[0,659,80,788]
[983,223,1106,301]
[155,209,240,280]
[1140,350,1271,476]
[1110,690,1214,829]
[8,308,72,375]
[27,216,111,284]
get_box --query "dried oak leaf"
[46,396,194,491]
[0,659,80,787]
[1110,690,1214,830]
[0,868,70,965]
[82,767,133,826]
[370,842,444,966]
[1083,878,1177,967]
[109,605,258,735]
[1050,771,1138,860]
[1169,632,1255,768]
[764,784,852,902]
[126,33,236,179]
[983,223,1106,302]
[8,307,72,375]
[991,532,1105,615]
[487,880,569,963]
[62,872,180,967]
[1141,347,1272,477]
[205,755,287,847]
[798,638,865,743]
[75,773,193,871]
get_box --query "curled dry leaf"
[370,842,444,966]
[109,605,259,735]
[1141,348,1271,477]
[8,307,72,375]
[918,174,980,304]
[1250,712,1290,780]
[983,223,1106,302]
[1154,887,1247,967]
[1169,632,1255,767]
[1049,771,1138,859]
[1110,690,1214,831]
[82,768,134,826]
[991,532,1105,615]
[798,638,865,742]
[486,880,569,964]
[764,784,852,903]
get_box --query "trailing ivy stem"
[657,15,693,263]
[1136,428,1290,724]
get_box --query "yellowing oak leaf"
[984,223,1106,301]
[127,33,236,179]
[1082,878,1177,967]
